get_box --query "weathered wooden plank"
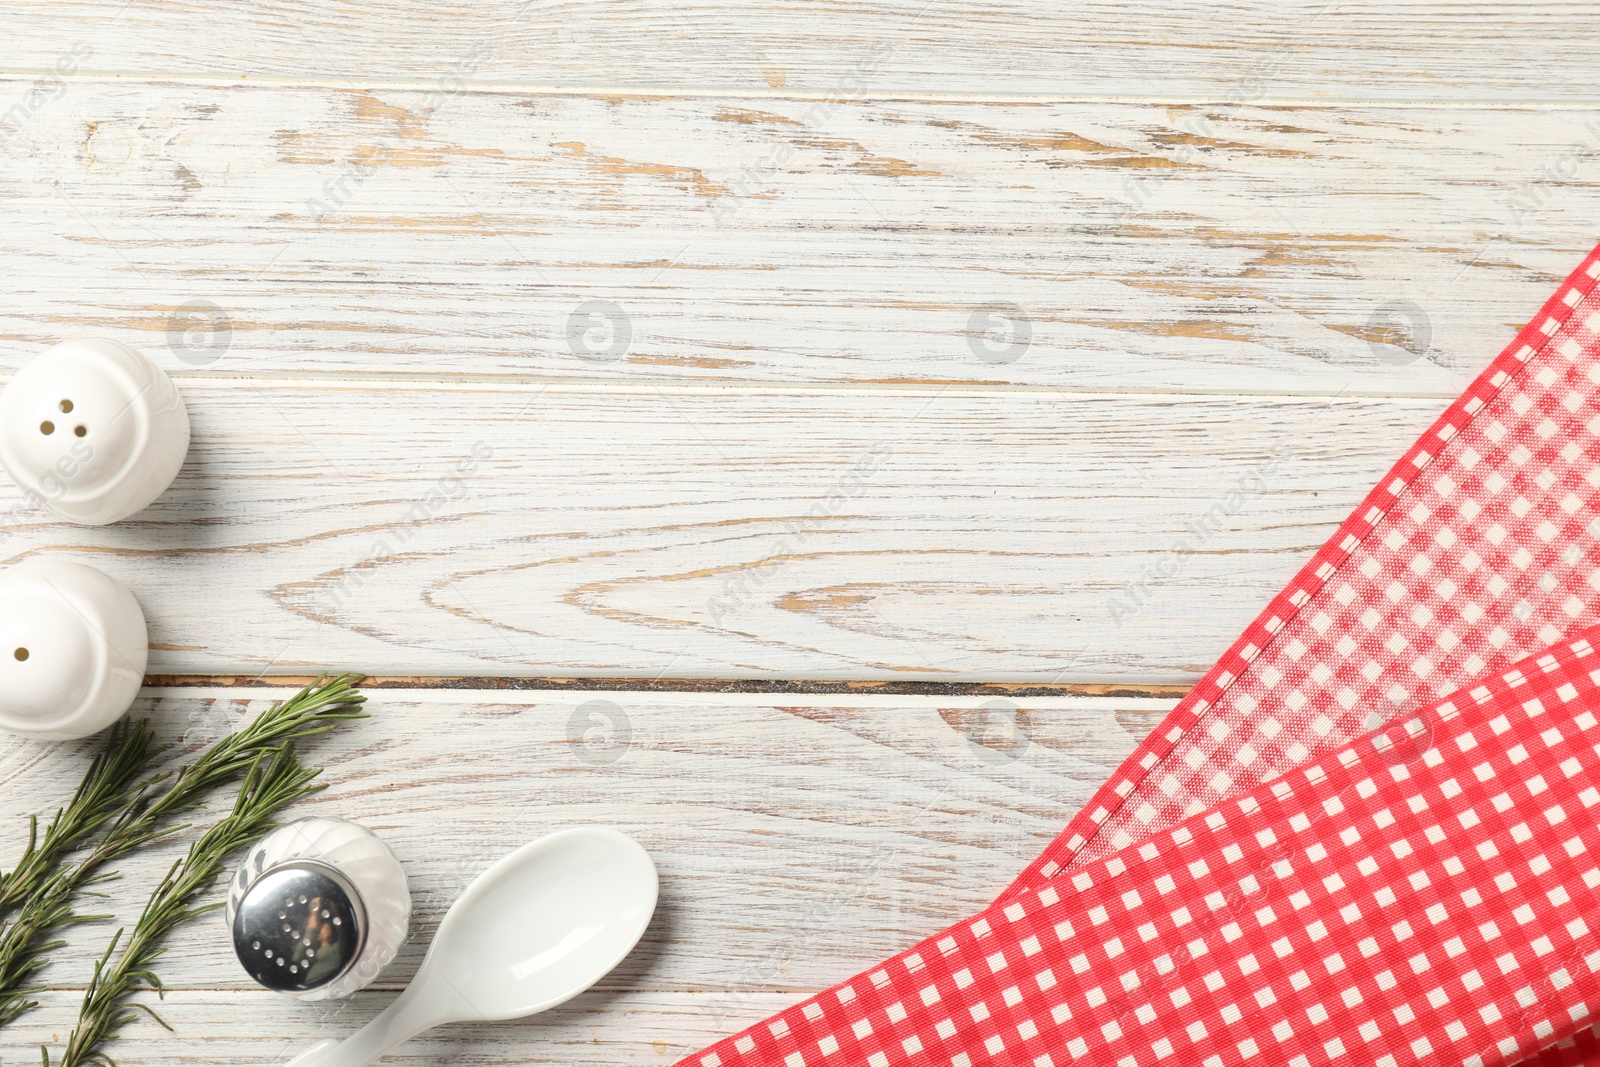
[0,382,1433,680]
[0,688,1171,1064]
[1,2,1598,103]
[1,80,1595,395]
[10,989,794,1066]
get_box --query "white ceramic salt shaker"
[0,337,191,525]
[226,817,411,1001]
[0,559,148,741]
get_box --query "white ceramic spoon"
[287,827,658,1067]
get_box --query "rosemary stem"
[0,720,166,921]
[51,748,326,1067]
[0,674,366,1031]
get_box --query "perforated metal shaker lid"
[230,862,367,993]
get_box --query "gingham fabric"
[1008,242,1600,897]
[687,628,1600,1067]
[680,241,1600,1066]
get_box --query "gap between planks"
[144,675,1191,702]
[117,374,1409,404]
[4,70,1600,110]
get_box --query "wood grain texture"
[0,688,1172,1064]
[1,2,1599,103]
[6,990,812,1066]
[0,383,1439,680]
[1,80,1597,396]
[1,3,1594,1064]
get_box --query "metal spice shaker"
[225,817,410,1000]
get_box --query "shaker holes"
[59,400,73,413]
[13,649,27,661]
[39,421,53,435]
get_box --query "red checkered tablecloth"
[691,628,1600,1066]
[682,241,1600,1067]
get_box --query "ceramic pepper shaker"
[226,817,411,1000]
[0,337,191,525]
[0,559,148,740]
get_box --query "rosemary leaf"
[49,747,325,1067]
[0,720,167,921]
[0,674,366,1029]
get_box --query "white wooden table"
[2,3,1598,1062]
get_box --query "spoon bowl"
[288,827,657,1067]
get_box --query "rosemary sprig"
[0,675,366,1029]
[48,747,325,1067]
[0,720,167,921]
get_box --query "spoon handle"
[286,982,450,1067]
